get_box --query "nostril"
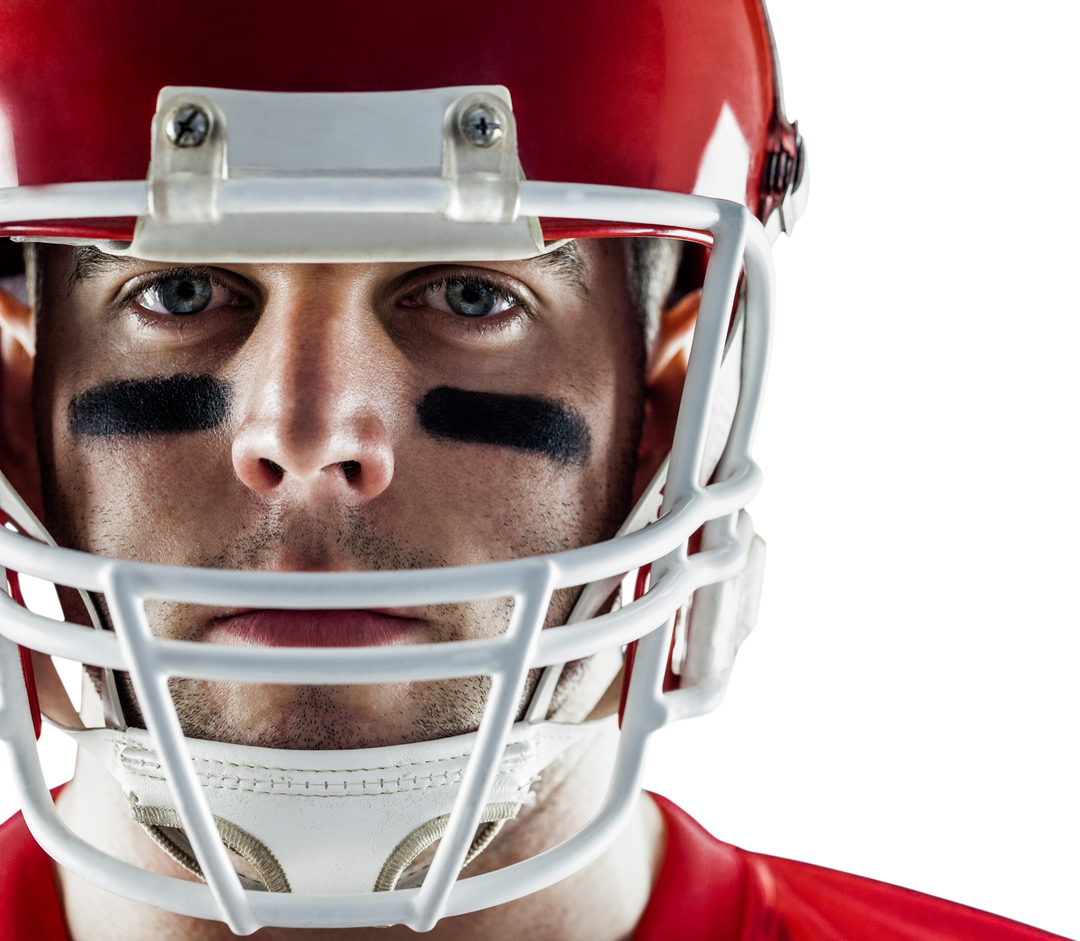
[232,418,392,499]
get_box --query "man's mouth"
[205,609,425,648]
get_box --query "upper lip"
[209,605,424,622]
[202,606,428,648]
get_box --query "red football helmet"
[0,0,806,931]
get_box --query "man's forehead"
[64,241,592,299]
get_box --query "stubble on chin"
[72,503,593,750]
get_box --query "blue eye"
[403,273,524,324]
[134,273,243,316]
[141,276,213,315]
[445,279,498,318]
[159,277,212,314]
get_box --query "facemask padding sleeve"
[0,477,126,730]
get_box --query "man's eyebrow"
[69,245,133,284]
[536,241,590,300]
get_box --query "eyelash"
[411,275,532,330]
[119,268,244,313]
[118,269,530,331]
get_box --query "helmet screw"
[166,104,211,148]
[460,104,504,147]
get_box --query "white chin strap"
[69,717,608,894]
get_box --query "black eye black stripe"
[68,377,590,468]
[417,387,591,466]
[68,375,229,437]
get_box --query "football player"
[0,1,1064,939]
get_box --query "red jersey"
[636,795,1068,941]
[0,802,68,941]
[0,794,1068,941]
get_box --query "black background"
[4,1,1075,933]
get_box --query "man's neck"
[53,727,664,941]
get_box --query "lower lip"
[206,609,423,648]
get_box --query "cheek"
[391,402,632,567]
[371,440,575,563]
[45,430,244,564]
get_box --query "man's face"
[30,241,646,750]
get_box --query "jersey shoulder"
[0,806,69,941]
[638,793,1068,941]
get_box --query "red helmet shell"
[0,0,782,242]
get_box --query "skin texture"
[0,241,700,941]
[33,243,646,749]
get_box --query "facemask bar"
[0,193,771,932]
[0,476,126,730]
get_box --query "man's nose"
[230,290,397,502]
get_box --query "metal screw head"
[460,104,504,148]
[165,104,211,148]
